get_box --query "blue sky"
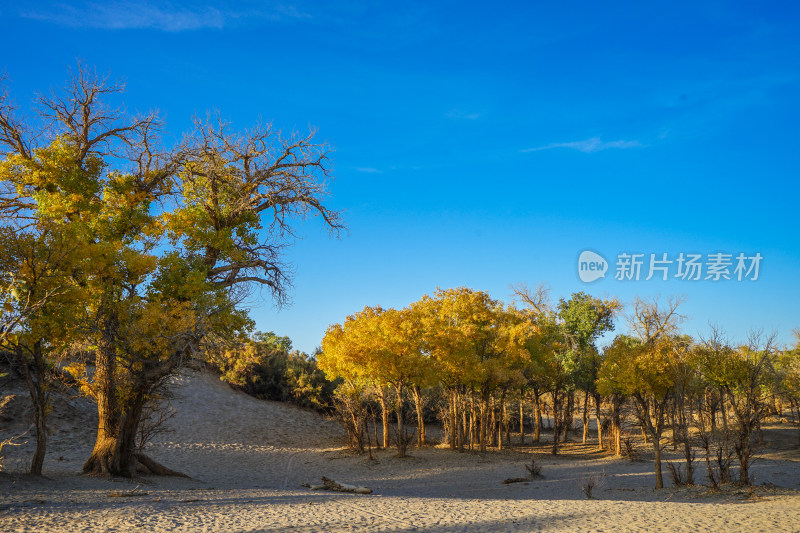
[2,1,799,352]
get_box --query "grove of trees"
[320,287,800,490]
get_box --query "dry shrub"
[525,458,543,478]
[621,435,639,461]
[667,461,687,486]
[579,473,604,499]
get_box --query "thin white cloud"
[522,137,642,153]
[20,1,310,31]
[354,167,383,174]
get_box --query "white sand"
[2,370,799,532]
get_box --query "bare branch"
[510,282,551,315]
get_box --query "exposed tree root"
[134,453,189,478]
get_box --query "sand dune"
[2,370,800,532]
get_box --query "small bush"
[525,458,543,478]
[580,473,601,499]
[667,462,686,486]
[622,435,638,462]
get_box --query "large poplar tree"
[0,64,342,476]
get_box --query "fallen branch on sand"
[302,476,372,494]
[502,477,530,484]
[108,486,149,497]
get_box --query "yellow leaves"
[64,362,96,398]
[321,288,533,394]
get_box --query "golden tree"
[0,64,341,476]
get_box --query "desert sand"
[2,370,799,532]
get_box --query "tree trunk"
[551,390,561,455]
[612,395,622,456]
[84,318,121,475]
[502,391,510,448]
[373,411,380,450]
[519,395,525,445]
[395,384,407,458]
[562,392,573,442]
[653,433,664,489]
[459,393,467,453]
[479,392,488,453]
[594,393,603,451]
[582,389,590,444]
[410,385,426,447]
[21,342,48,475]
[533,389,541,443]
[378,389,390,449]
[708,391,717,432]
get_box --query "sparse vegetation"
[580,473,603,499]
[525,458,543,478]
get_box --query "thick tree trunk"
[84,319,120,475]
[84,380,185,478]
[84,324,186,478]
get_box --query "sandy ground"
[2,370,800,532]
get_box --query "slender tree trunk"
[612,395,622,456]
[448,388,457,450]
[487,395,494,448]
[459,393,467,453]
[502,390,510,448]
[562,392,573,442]
[582,390,590,444]
[533,390,541,443]
[395,384,407,458]
[551,390,561,455]
[519,395,525,445]
[594,393,604,451]
[708,391,717,432]
[479,391,488,453]
[378,389,390,449]
[671,401,678,450]
[721,389,728,433]
[653,433,664,489]
[469,392,476,450]
[22,342,48,475]
[410,385,426,447]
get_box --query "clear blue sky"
[2,1,798,353]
